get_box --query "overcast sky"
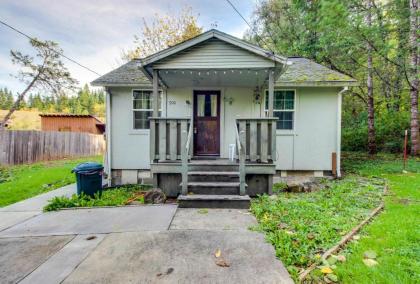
[0,0,256,94]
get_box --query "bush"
[44,185,148,211]
[342,110,410,153]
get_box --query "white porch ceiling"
[157,69,270,88]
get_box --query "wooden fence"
[0,130,105,166]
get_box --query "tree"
[249,0,416,154]
[122,6,202,60]
[409,0,419,155]
[366,0,376,155]
[0,38,77,129]
[0,88,14,109]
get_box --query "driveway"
[0,186,293,284]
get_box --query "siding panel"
[154,39,274,69]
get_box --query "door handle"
[194,127,197,134]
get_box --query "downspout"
[336,86,348,177]
[105,87,112,187]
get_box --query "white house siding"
[109,87,152,170]
[153,38,275,69]
[279,87,341,171]
[108,86,340,172]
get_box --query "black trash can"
[72,162,104,197]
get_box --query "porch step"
[188,163,238,172]
[188,171,240,175]
[188,171,239,182]
[181,181,243,195]
[178,194,251,209]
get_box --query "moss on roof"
[91,57,356,87]
[277,57,356,85]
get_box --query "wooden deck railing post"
[180,120,189,195]
[149,117,191,194]
[149,119,156,162]
[238,121,246,195]
[236,117,278,165]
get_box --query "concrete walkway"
[0,186,293,284]
[0,183,76,213]
[0,183,76,232]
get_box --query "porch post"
[268,69,274,117]
[152,69,159,117]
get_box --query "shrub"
[342,110,410,153]
[44,184,148,211]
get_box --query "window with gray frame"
[265,90,295,130]
[133,90,161,129]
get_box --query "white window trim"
[130,88,162,135]
[264,88,297,132]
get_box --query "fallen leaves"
[214,248,230,268]
[215,258,231,267]
[214,249,221,258]
[336,255,346,262]
[363,259,379,267]
[321,266,333,274]
[197,209,208,214]
[363,249,379,267]
[363,250,377,259]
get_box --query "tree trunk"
[409,0,419,156]
[366,0,376,155]
[0,75,38,130]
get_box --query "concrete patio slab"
[0,183,76,213]
[0,235,74,284]
[0,211,40,232]
[170,208,257,231]
[63,230,293,284]
[20,234,105,284]
[0,205,177,237]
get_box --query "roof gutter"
[336,86,348,177]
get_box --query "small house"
[92,29,357,208]
[40,114,105,134]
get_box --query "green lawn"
[250,152,419,283]
[335,153,420,283]
[0,156,102,207]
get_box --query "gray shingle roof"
[277,57,357,86]
[91,57,357,87]
[91,59,151,87]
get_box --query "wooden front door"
[193,90,220,156]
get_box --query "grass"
[250,152,419,282]
[334,152,420,283]
[251,176,385,281]
[44,185,148,211]
[0,156,102,207]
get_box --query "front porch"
[150,117,278,208]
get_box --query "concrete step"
[188,164,239,172]
[188,171,240,176]
[178,194,251,209]
[185,181,241,195]
[188,171,239,182]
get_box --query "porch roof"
[91,29,357,88]
[92,57,357,87]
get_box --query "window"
[265,90,295,130]
[196,94,218,117]
[133,90,161,129]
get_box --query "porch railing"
[149,117,192,162]
[235,117,278,196]
[236,118,278,163]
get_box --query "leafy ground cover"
[251,176,385,281]
[0,156,102,207]
[44,184,148,211]
[250,152,419,282]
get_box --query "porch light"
[253,86,262,104]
